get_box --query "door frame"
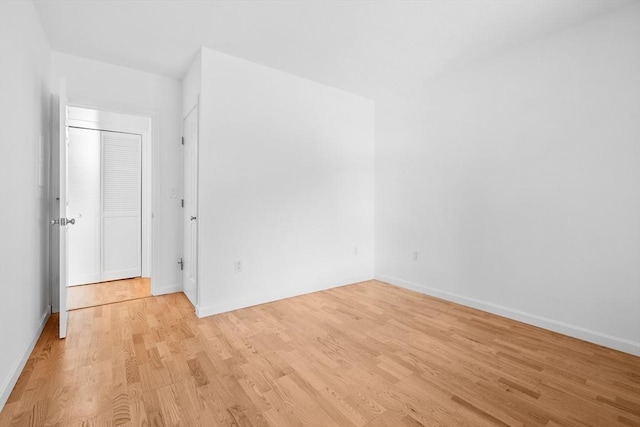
[182,102,200,310]
[67,106,152,277]
[50,105,155,311]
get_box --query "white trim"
[196,288,326,318]
[195,97,201,309]
[196,279,370,318]
[153,284,183,296]
[182,99,199,308]
[0,306,51,410]
[375,274,640,356]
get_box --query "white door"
[57,80,69,339]
[67,127,101,285]
[66,129,142,285]
[183,107,198,307]
[101,131,142,281]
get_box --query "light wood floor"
[67,277,151,311]
[1,280,638,426]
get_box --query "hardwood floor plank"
[1,280,639,426]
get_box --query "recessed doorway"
[51,104,154,332]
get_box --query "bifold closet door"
[101,131,142,281]
[68,127,102,286]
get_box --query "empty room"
[0,0,639,426]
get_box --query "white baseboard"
[196,279,371,318]
[152,283,182,296]
[0,305,51,411]
[375,274,640,356]
[197,286,333,318]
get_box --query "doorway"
[51,103,153,334]
[67,126,143,286]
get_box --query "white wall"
[51,53,184,299]
[375,4,640,355]
[196,48,375,316]
[0,0,52,408]
[182,50,202,117]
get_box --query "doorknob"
[53,218,75,226]
[190,216,197,221]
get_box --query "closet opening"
[52,105,153,311]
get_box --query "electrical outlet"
[353,246,359,255]
[235,260,242,273]
[412,251,418,262]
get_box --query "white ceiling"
[34,0,631,100]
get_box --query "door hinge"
[181,199,184,208]
[178,258,184,270]
[181,136,184,145]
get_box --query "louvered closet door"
[101,131,142,281]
